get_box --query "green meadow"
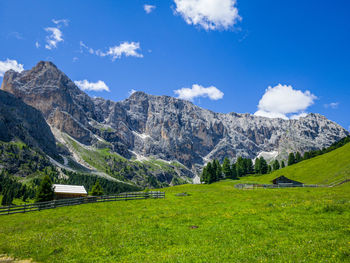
[0,144,349,262]
[244,142,350,186]
[0,180,349,262]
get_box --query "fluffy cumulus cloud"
[44,19,68,50]
[97,42,143,61]
[254,84,317,120]
[0,59,24,77]
[74,80,110,92]
[144,4,156,14]
[173,0,241,30]
[174,84,224,101]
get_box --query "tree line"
[201,156,285,184]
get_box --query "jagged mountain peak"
[1,61,349,177]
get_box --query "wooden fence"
[0,191,165,216]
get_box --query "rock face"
[0,89,57,157]
[2,61,349,176]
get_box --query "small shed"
[272,176,303,187]
[53,184,88,199]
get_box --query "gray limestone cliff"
[2,61,349,177]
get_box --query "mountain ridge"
[1,61,349,182]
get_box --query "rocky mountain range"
[1,61,349,185]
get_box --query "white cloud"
[44,19,68,50]
[97,42,143,61]
[254,84,317,119]
[324,102,339,109]
[52,19,69,26]
[173,0,241,30]
[254,110,289,120]
[45,27,63,50]
[74,80,110,92]
[72,57,79,62]
[0,59,24,77]
[144,4,156,14]
[174,84,224,101]
[290,112,308,120]
[80,41,143,61]
[35,41,40,48]
[129,89,137,96]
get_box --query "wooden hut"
[272,176,303,187]
[53,184,88,199]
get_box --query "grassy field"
[0,180,349,262]
[244,143,350,185]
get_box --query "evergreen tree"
[295,152,302,163]
[207,162,215,184]
[222,158,232,178]
[2,187,14,206]
[288,153,296,166]
[231,163,237,179]
[201,166,209,184]
[254,158,261,174]
[89,180,104,196]
[212,160,218,181]
[303,152,310,160]
[35,175,54,202]
[272,160,280,171]
[245,159,254,174]
[236,157,245,177]
[267,165,272,174]
[259,157,268,174]
[281,160,285,168]
[214,160,222,180]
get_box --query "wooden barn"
[272,176,303,187]
[53,184,88,199]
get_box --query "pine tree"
[281,160,285,168]
[236,157,245,177]
[207,162,215,184]
[245,159,254,174]
[222,158,232,178]
[90,180,104,196]
[303,152,310,160]
[295,152,302,163]
[288,153,296,166]
[214,160,222,181]
[35,175,54,202]
[1,188,8,206]
[254,158,261,174]
[272,160,280,171]
[201,166,209,184]
[231,163,237,179]
[267,165,272,173]
[212,160,218,181]
[259,157,268,174]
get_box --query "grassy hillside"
[243,142,350,185]
[0,181,349,262]
[64,134,191,187]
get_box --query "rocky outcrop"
[0,90,57,158]
[2,61,349,177]
[1,61,96,144]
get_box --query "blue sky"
[0,0,349,130]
